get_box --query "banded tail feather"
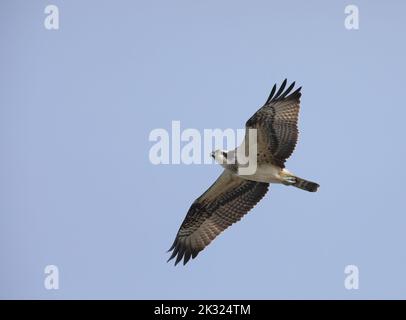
[293,177,319,192]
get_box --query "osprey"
[167,79,319,265]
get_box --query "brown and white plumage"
[168,79,319,265]
[245,78,301,168]
[167,171,269,265]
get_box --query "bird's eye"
[222,152,227,158]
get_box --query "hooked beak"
[210,151,215,159]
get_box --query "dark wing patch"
[245,79,301,167]
[167,171,269,265]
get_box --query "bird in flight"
[167,79,319,265]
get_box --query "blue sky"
[1,0,405,299]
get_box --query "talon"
[284,176,296,184]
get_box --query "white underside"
[213,149,292,184]
[237,164,289,183]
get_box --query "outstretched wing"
[245,79,302,168]
[167,170,269,265]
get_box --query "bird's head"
[211,149,228,165]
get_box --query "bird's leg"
[280,169,296,185]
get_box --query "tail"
[293,177,319,192]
